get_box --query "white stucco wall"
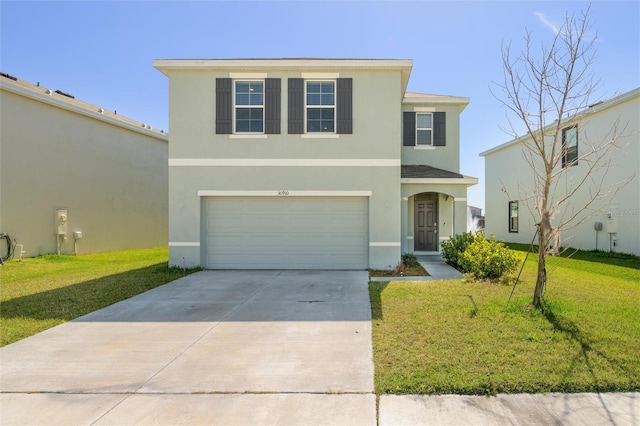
[482,89,639,255]
[0,85,168,257]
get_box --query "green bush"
[401,252,420,268]
[441,232,476,268]
[459,233,519,279]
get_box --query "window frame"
[508,201,519,233]
[233,80,265,134]
[305,80,336,134]
[562,125,578,168]
[415,112,433,146]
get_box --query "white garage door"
[203,197,368,269]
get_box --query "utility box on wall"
[55,209,68,236]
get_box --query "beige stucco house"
[0,72,168,258]
[480,88,639,256]
[154,58,477,269]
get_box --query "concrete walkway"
[1,268,637,425]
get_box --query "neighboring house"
[480,88,639,256]
[468,205,485,231]
[154,58,477,270]
[0,72,168,258]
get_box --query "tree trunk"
[533,222,546,307]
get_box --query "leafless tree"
[493,6,632,308]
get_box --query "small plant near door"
[401,253,420,268]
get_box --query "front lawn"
[0,247,198,346]
[370,249,640,395]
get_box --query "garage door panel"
[204,197,368,269]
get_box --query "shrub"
[459,233,519,279]
[441,232,476,268]
[401,252,420,268]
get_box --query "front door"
[414,196,438,251]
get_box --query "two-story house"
[153,58,477,269]
[480,88,639,256]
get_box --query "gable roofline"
[0,73,168,142]
[479,87,640,157]
[153,58,414,98]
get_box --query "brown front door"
[414,196,438,251]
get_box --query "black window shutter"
[336,78,352,134]
[403,112,415,146]
[265,78,281,134]
[288,78,304,134]
[433,112,446,146]
[216,78,232,134]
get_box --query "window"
[288,78,351,135]
[403,112,446,146]
[235,81,264,133]
[509,201,519,233]
[306,81,335,133]
[562,125,578,167]
[416,113,433,145]
[216,78,280,135]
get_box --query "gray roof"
[401,165,464,179]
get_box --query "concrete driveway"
[0,270,376,425]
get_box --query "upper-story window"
[235,81,264,133]
[306,81,335,133]
[562,125,578,167]
[403,111,446,147]
[287,78,352,135]
[216,78,280,135]
[416,113,433,146]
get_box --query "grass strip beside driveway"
[1,248,198,346]
[370,249,640,395]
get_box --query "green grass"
[370,248,640,395]
[0,247,199,346]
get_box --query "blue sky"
[2,1,638,210]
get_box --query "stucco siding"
[167,69,401,160]
[401,104,462,172]
[0,89,168,257]
[164,65,403,269]
[158,59,476,268]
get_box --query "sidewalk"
[379,392,639,425]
